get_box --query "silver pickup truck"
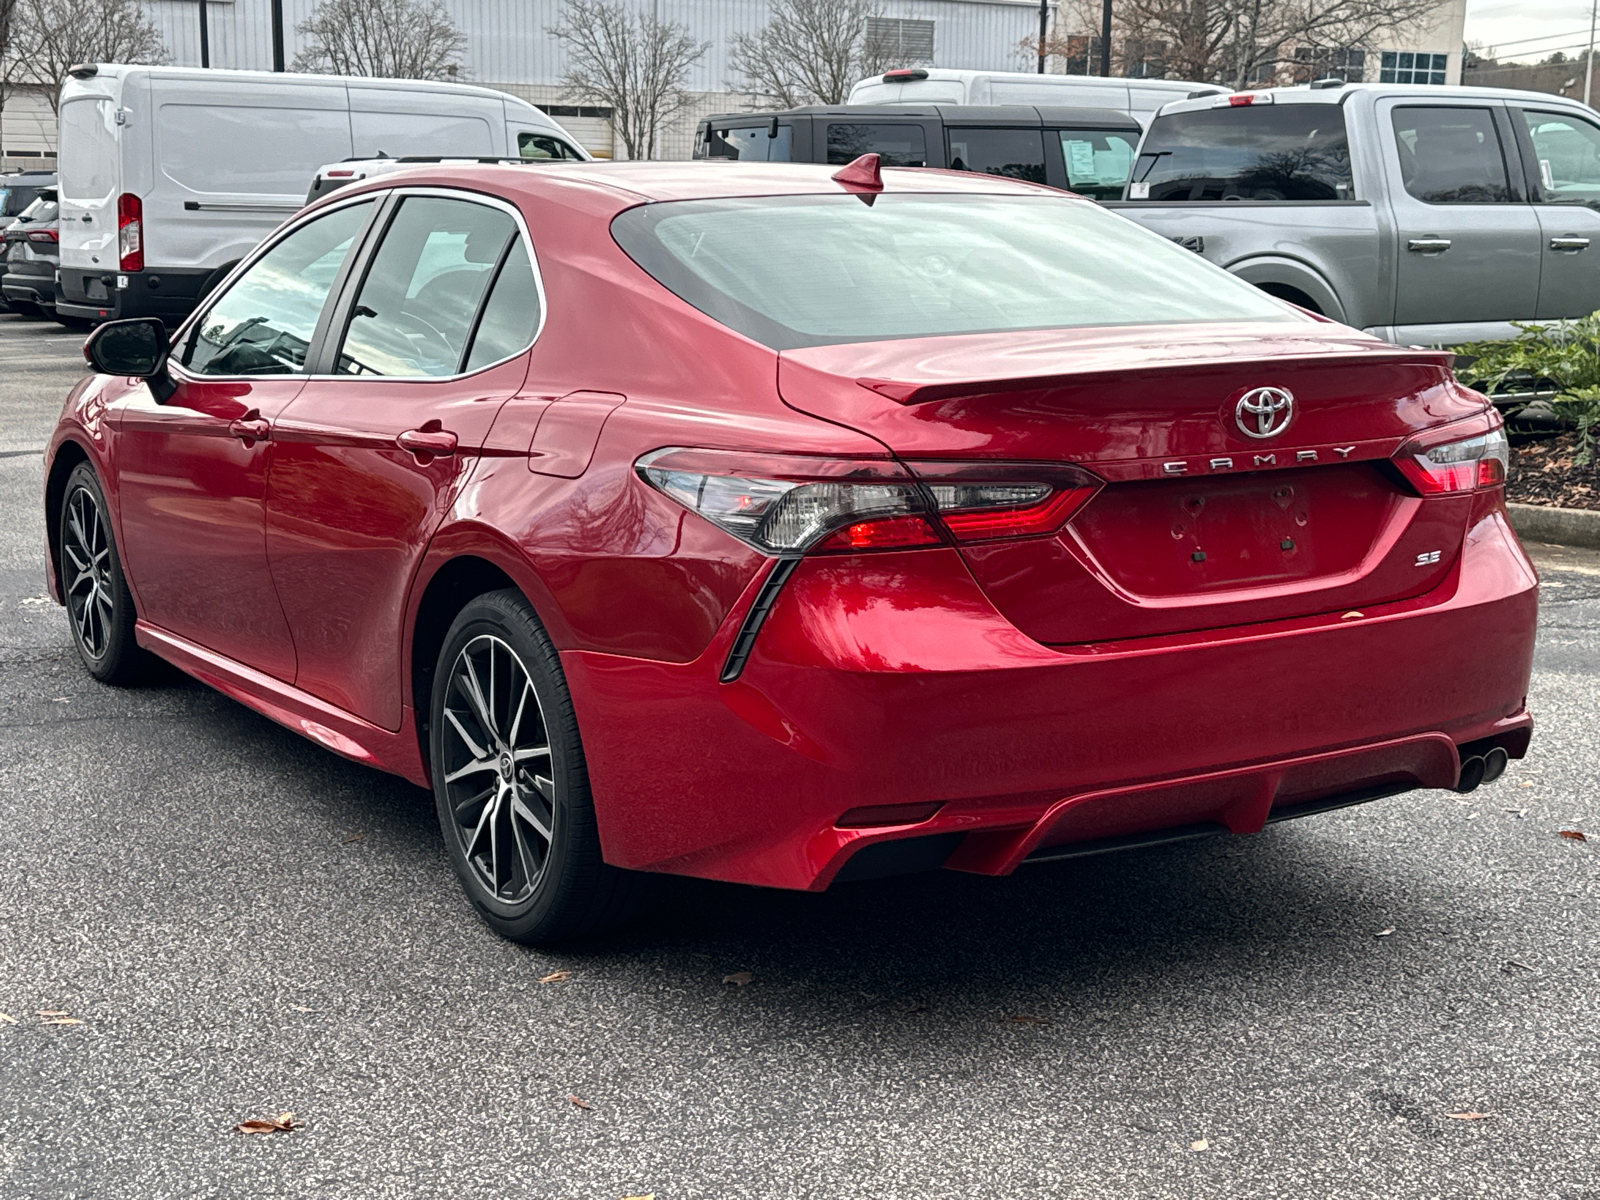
[1114,82,1600,345]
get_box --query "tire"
[59,462,152,685]
[429,589,642,944]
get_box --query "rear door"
[945,125,1046,184]
[1510,105,1600,319]
[1380,98,1542,333]
[265,189,539,730]
[57,95,120,278]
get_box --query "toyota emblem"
[1235,387,1294,439]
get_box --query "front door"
[1514,106,1600,319]
[1382,100,1542,333]
[266,191,541,730]
[112,196,379,681]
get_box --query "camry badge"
[1235,387,1295,439]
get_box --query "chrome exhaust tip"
[1455,755,1486,794]
[1481,746,1509,785]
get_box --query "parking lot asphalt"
[1,310,1598,1200]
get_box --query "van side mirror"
[84,318,178,401]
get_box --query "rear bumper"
[57,267,208,324]
[563,508,1539,891]
[1,267,56,307]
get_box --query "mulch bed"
[1508,431,1600,512]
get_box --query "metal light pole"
[1587,0,1598,109]
[271,0,285,70]
[1099,0,1113,76]
[1037,0,1048,73]
[197,0,209,68]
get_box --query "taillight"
[636,448,937,554]
[910,461,1101,543]
[1394,424,1509,495]
[27,229,57,243]
[117,193,143,272]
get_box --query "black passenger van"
[692,105,1143,200]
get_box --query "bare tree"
[5,0,163,114]
[1056,0,1438,87]
[549,0,708,160]
[730,0,895,108]
[294,0,467,80]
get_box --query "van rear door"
[57,95,121,277]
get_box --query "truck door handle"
[228,416,270,443]
[1551,236,1591,252]
[396,427,458,458]
[1407,237,1452,253]
[80,215,92,223]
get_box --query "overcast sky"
[1467,0,1600,61]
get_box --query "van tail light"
[1394,423,1509,495]
[117,193,143,272]
[27,229,58,243]
[636,449,1101,555]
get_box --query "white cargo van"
[55,64,587,323]
[847,68,1227,127]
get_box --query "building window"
[866,18,934,65]
[1381,52,1448,85]
[1293,46,1365,83]
[1123,39,1167,78]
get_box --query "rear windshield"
[1130,105,1353,201]
[612,193,1296,349]
[696,124,793,161]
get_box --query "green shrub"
[1453,314,1600,464]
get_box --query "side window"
[826,123,926,166]
[463,240,540,372]
[181,199,373,376]
[1058,129,1139,200]
[334,196,517,378]
[947,128,1046,184]
[702,125,793,162]
[1522,111,1600,208]
[518,132,584,161]
[1391,107,1512,204]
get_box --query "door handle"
[1407,237,1452,253]
[396,427,458,458]
[1551,235,1591,252]
[228,417,270,443]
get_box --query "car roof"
[323,159,1073,211]
[858,67,1223,91]
[1155,81,1597,116]
[701,104,1141,129]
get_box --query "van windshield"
[1130,105,1353,201]
[612,193,1295,349]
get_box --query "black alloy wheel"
[59,462,149,684]
[430,589,642,944]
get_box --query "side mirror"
[84,317,177,401]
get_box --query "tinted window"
[18,193,58,222]
[826,123,926,167]
[1058,129,1139,200]
[1130,106,1352,201]
[1392,107,1510,204]
[699,125,793,162]
[335,196,516,377]
[183,200,373,376]
[947,128,1045,183]
[1522,110,1600,208]
[518,132,584,160]
[3,186,45,217]
[463,240,540,372]
[612,194,1294,350]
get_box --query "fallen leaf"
[1376,927,1395,937]
[722,971,754,987]
[1559,830,1587,842]
[1503,960,1540,974]
[340,832,365,845]
[1444,1111,1494,1121]
[539,971,571,984]
[1519,781,1534,788]
[0,1013,15,1024]
[569,1095,593,1111]
[291,1005,314,1012]
[1007,1015,1050,1025]
[36,1010,67,1016]
[40,1018,82,1026]
[19,595,52,607]
[234,1112,300,1134]
[1191,1138,1210,1151]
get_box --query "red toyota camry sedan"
[45,159,1537,943]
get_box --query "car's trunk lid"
[778,322,1487,644]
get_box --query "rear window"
[696,124,793,162]
[826,123,927,166]
[612,193,1296,350]
[1130,105,1353,201]
[59,99,119,203]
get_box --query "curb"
[1507,502,1600,551]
